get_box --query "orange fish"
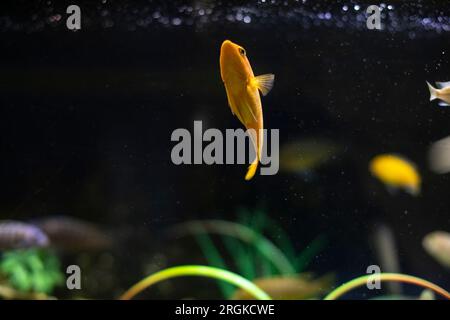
[219,40,275,180]
[232,274,334,300]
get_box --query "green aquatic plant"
[171,209,327,298]
[191,220,296,275]
[324,273,450,300]
[119,265,271,300]
[236,208,326,273]
[0,249,64,295]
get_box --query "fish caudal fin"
[254,74,275,96]
[435,81,450,89]
[426,81,438,101]
[245,160,259,180]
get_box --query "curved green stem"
[324,273,450,300]
[170,220,296,275]
[119,265,272,300]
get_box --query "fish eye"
[238,48,246,56]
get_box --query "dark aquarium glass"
[0,0,449,301]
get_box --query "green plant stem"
[119,265,272,300]
[324,273,450,300]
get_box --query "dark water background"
[0,0,449,298]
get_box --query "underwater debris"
[369,154,421,196]
[422,231,450,269]
[220,40,275,180]
[280,138,341,175]
[0,221,49,250]
[0,249,64,296]
[232,273,334,300]
[33,216,112,253]
[426,81,450,107]
[428,136,450,174]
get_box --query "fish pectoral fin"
[436,81,450,89]
[224,84,237,115]
[224,85,245,123]
[254,74,275,96]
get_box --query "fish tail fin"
[245,128,261,180]
[245,159,259,180]
[427,81,438,101]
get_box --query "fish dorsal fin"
[436,81,450,89]
[254,74,275,96]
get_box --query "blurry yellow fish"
[369,154,421,196]
[232,273,334,300]
[280,138,341,174]
[220,40,275,180]
[422,231,450,269]
[426,81,450,106]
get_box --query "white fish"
[0,221,49,250]
[428,135,450,174]
[426,81,450,106]
[422,231,450,269]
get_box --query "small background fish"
[369,154,421,196]
[280,138,341,174]
[422,231,450,269]
[32,216,111,253]
[0,221,49,250]
[232,274,334,300]
[428,136,450,174]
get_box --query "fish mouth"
[221,39,235,47]
[220,39,238,55]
